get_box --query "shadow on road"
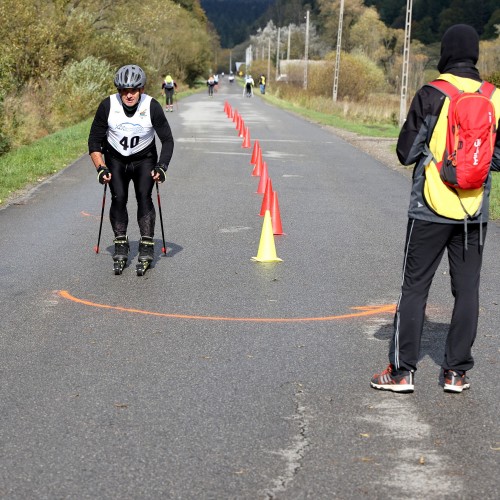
[104,239,183,266]
[373,317,448,369]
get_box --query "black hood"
[437,24,479,74]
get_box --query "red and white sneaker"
[443,370,470,393]
[371,364,415,393]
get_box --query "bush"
[336,52,386,101]
[50,57,115,128]
[0,57,115,153]
[301,52,386,102]
[248,60,269,80]
[1,84,52,149]
[0,128,11,155]
[485,71,500,87]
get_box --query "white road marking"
[359,399,462,497]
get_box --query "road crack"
[264,382,310,499]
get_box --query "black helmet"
[114,65,147,89]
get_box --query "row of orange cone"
[224,100,283,262]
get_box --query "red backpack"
[428,79,497,190]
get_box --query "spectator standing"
[370,24,500,394]
[259,74,266,94]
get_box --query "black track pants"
[390,218,486,372]
[106,155,156,238]
[165,89,174,105]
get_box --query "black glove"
[97,165,111,184]
[152,163,167,183]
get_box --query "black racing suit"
[88,97,174,238]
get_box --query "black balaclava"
[437,24,479,74]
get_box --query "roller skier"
[88,65,174,275]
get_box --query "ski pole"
[94,183,107,254]
[156,181,167,254]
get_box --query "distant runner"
[162,74,178,112]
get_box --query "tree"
[317,0,366,50]
[349,7,390,61]
[482,8,500,39]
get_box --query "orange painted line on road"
[57,290,395,323]
[81,211,100,220]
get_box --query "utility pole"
[245,45,253,74]
[287,24,291,60]
[332,0,344,101]
[267,38,271,84]
[399,0,413,126]
[276,27,281,80]
[303,10,310,90]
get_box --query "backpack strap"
[478,80,496,99]
[426,79,461,99]
[421,80,460,166]
[429,79,496,99]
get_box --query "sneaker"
[370,364,415,393]
[443,370,470,393]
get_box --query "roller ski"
[112,236,129,275]
[136,236,154,276]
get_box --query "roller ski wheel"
[113,259,127,275]
[112,236,129,273]
[136,236,154,276]
[136,260,150,276]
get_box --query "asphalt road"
[1,79,499,499]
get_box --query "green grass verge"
[490,172,500,219]
[0,118,92,205]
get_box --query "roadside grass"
[1,86,499,221]
[261,93,400,138]
[491,172,500,219]
[0,118,92,205]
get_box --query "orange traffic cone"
[232,110,239,123]
[252,150,263,177]
[250,139,261,164]
[256,161,269,194]
[260,178,273,216]
[271,191,284,235]
[252,210,283,263]
[224,101,229,115]
[238,117,245,137]
[242,126,251,148]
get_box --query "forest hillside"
[201,0,500,48]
